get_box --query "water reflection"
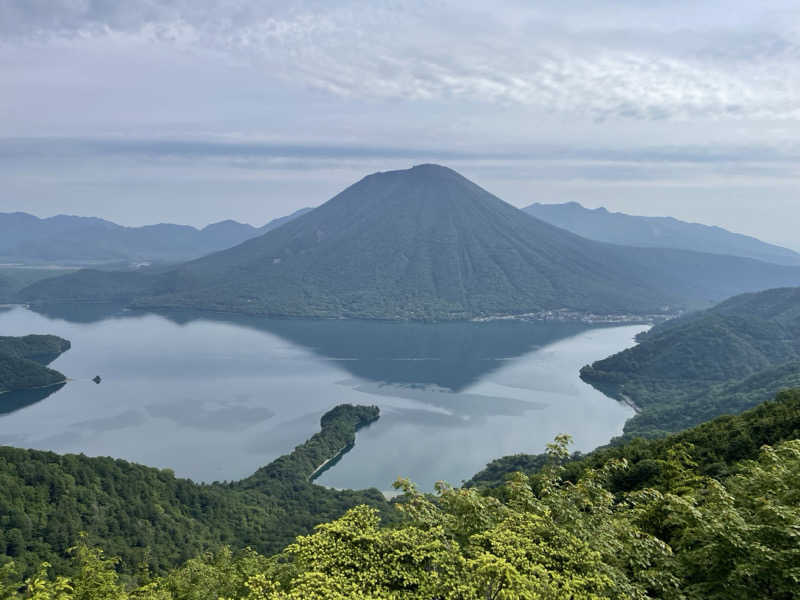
[29,303,592,391]
[0,383,65,416]
[23,303,590,425]
[0,303,641,489]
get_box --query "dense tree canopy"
[2,396,800,598]
[470,388,800,491]
[0,405,388,578]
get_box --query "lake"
[0,304,642,492]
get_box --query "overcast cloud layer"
[1,0,799,249]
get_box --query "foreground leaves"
[2,436,800,599]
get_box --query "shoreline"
[0,379,67,397]
[21,300,678,325]
[471,309,676,325]
[618,393,642,414]
[309,445,350,481]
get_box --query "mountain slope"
[134,164,675,318]
[525,201,800,266]
[21,165,800,320]
[581,286,800,436]
[0,208,312,265]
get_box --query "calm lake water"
[0,304,642,492]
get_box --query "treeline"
[2,391,799,598]
[0,405,387,578]
[0,335,70,394]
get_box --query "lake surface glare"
[0,304,643,492]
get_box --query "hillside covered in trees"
[0,269,81,304]
[2,390,799,599]
[0,404,387,578]
[20,165,800,320]
[580,286,800,437]
[0,335,70,395]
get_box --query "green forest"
[0,405,388,578]
[580,287,800,437]
[0,335,71,394]
[1,390,799,599]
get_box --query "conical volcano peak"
[409,163,459,174]
[22,164,800,321]
[365,163,467,183]
[327,162,492,214]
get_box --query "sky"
[1,0,800,249]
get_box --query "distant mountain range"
[0,208,312,265]
[525,201,800,266]
[581,286,800,437]
[20,164,800,320]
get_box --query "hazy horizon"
[3,179,800,255]
[2,1,800,249]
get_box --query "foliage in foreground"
[470,388,800,490]
[3,426,800,599]
[0,405,387,578]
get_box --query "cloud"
[2,1,800,247]
[2,1,800,122]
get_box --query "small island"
[0,334,71,394]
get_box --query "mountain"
[256,207,313,233]
[525,201,800,266]
[20,165,800,319]
[0,207,312,265]
[0,266,80,303]
[580,286,800,437]
[0,334,70,394]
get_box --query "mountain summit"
[22,165,800,319]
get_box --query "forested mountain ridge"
[4,390,800,599]
[0,404,388,578]
[20,165,800,320]
[525,201,800,266]
[0,268,81,303]
[0,335,70,394]
[581,286,800,436]
[0,208,312,265]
